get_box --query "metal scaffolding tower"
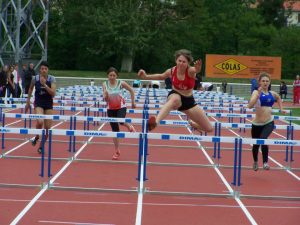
[0,0,49,69]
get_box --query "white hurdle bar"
[3,113,300,129]
[0,104,298,121]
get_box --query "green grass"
[288,107,300,125]
[51,70,137,80]
[289,107,300,116]
[51,69,294,84]
[273,107,300,125]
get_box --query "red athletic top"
[294,80,300,90]
[171,66,195,90]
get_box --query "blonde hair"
[174,49,193,64]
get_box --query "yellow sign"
[215,59,247,75]
[206,54,282,80]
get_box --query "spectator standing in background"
[279,81,287,99]
[251,77,258,94]
[12,64,21,98]
[194,73,202,90]
[0,65,8,102]
[25,63,36,94]
[293,75,300,104]
[165,77,172,89]
[21,64,27,95]
[7,65,16,99]
[222,81,227,93]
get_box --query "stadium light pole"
[0,0,49,71]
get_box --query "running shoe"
[263,162,270,170]
[188,119,202,135]
[148,116,157,131]
[112,151,120,160]
[31,137,39,146]
[37,147,42,154]
[253,161,258,171]
[129,125,136,132]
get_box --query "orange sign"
[205,54,281,80]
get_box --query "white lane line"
[2,118,65,157]
[3,111,81,157]
[4,119,23,126]
[209,116,300,223]
[1,141,29,158]
[199,140,258,225]
[134,122,146,225]
[272,131,286,139]
[0,118,38,158]
[195,116,258,225]
[39,221,114,225]
[10,188,48,225]
[135,183,144,225]
[10,108,102,225]
[242,118,300,180]
[268,159,300,181]
[10,123,105,225]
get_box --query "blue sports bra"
[258,91,275,107]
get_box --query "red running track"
[0,104,299,225]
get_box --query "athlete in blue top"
[25,61,56,153]
[248,72,286,171]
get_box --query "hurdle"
[46,129,299,199]
[2,112,300,163]
[1,117,299,200]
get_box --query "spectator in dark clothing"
[7,65,16,98]
[251,78,258,94]
[12,64,21,98]
[165,77,172,89]
[21,64,27,94]
[279,81,287,99]
[25,63,36,94]
[194,73,202,90]
[222,81,227,93]
[0,65,8,102]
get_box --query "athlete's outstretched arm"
[137,68,171,80]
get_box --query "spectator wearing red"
[293,74,300,104]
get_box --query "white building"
[284,1,300,26]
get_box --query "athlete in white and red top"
[102,67,136,160]
[138,49,213,133]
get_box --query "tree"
[257,0,287,28]
[46,0,299,77]
[270,27,300,78]
[81,0,174,72]
[48,0,89,69]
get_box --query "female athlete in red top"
[137,49,213,132]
